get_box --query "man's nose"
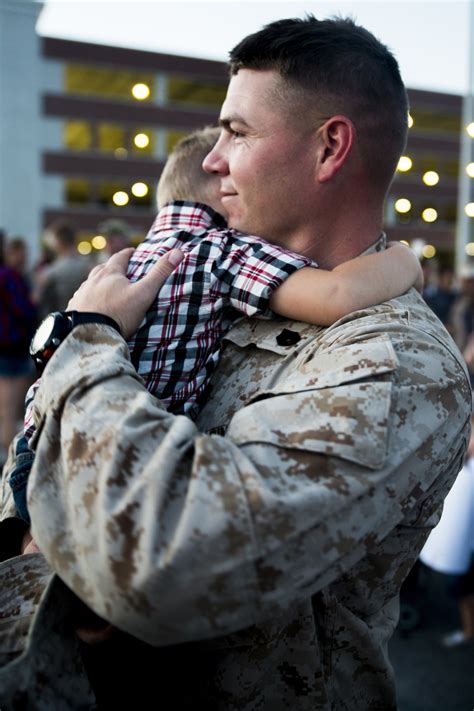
[202,142,228,175]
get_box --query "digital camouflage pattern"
[0,239,471,708]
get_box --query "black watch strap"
[66,311,122,335]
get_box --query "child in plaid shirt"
[15,126,420,522]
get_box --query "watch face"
[31,314,56,354]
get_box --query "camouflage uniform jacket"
[1,241,472,709]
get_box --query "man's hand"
[67,248,184,339]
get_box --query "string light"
[423,171,439,186]
[422,208,438,223]
[131,182,149,197]
[397,156,413,172]
[422,245,436,259]
[92,235,107,250]
[112,191,129,206]
[131,83,150,100]
[395,198,411,213]
[77,241,92,255]
[134,133,150,149]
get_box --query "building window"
[65,178,90,204]
[98,123,126,153]
[64,121,93,151]
[65,64,155,102]
[167,76,226,108]
[410,110,460,136]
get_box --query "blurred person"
[0,232,36,463]
[5,237,29,278]
[420,414,474,646]
[34,221,91,319]
[448,264,474,385]
[97,218,132,259]
[0,17,471,710]
[424,266,458,326]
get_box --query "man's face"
[203,69,318,245]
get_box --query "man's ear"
[316,116,355,183]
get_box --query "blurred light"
[395,198,411,214]
[411,239,426,258]
[408,112,414,128]
[92,235,107,250]
[113,191,129,206]
[77,241,92,255]
[399,240,410,246]
[466,162,474,178]
[465,202,474,217]
[422,171,439,186]
[465,242,474,256]
[422,244,436,259]
[114,147,128,159]
[134,133,150,149]
[467,122,474,138]
[131,182,149,197]
[422,208,438,223]
[397,156,413,172]
[131,83,150,100]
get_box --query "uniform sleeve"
[226,239,315,317]
[27,319,472,647]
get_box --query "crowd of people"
[0,14,472,709]
[423,263,474,385]
[0,219,133,467]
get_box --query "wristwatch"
[30,310,121,374]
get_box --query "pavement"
[389,562,474,711]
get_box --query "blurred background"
[0,2,473,709]
[0,0,472,270]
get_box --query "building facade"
[0,0,471,268]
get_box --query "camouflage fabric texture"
[0,240,471,708]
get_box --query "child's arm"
[269,242,422,325]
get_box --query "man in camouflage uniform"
[0,16,472,710]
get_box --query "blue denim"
[8,435,35,524]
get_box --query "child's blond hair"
[157,126,221,209]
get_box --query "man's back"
[58,284,470,711]
[191,285,471,709]
[37,255,90,317]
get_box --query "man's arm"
[27,251,471,647]
[269,242,422,324]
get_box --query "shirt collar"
[153,201,228,232]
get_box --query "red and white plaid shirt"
[24,201,314,439]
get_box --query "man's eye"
[230,129,243,139]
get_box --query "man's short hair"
[229,15,409,192]
[6,236,27,253]
[46,220,77,248]
[97,219,131,240]
[157,126,221,208]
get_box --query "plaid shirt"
[24,201,313,441]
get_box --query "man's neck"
[286,214,384,270]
